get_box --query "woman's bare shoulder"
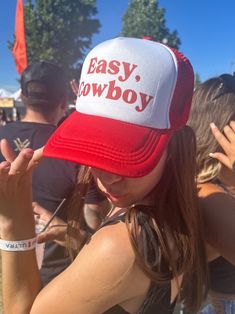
[31,222,140,313]
[84,221,136,265]
[197,182,225,197]
[197,182,235,265]
[197,182,235,211]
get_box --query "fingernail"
[1,161,11,169]
[209,153,215,158]
[25,151,34,158]
[210,122,216,129]
[26,153,33,158]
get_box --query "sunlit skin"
[91,150,167,208]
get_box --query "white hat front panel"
[76,37,178,129]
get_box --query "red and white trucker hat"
[44,37,194,177]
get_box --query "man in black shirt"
[0,61,78,285]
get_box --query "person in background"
[0,61,78,285]
[188,74,235,314]
[0,37,208,313]
[0,108,7,126]
[34,178,109,250]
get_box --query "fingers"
[37,229,59,243]
[230,120,235,132]
[224,124,235,144]
[0,161,11,190]
[37,224,67,245]
[0,146,43,192]
[0,143,44,175]
[33,147,44,162]
[209,152,231,170]
[70,79,79,96]
[210,123,231,154]
[37,232,50,243]
[27,147,44,171]
[0,139,16,162]
[210,121,235,171]
[211,121,235,146]
[0,161,11,182]
[9,148,34,175]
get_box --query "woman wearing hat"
[0,38,207,313]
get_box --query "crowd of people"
[0,37,234,314]
[0,107,21,126]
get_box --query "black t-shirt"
[0,121,78,284]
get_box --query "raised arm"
[0,140,43,313]
[0,140,144,313]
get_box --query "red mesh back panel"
[168,47,194,130]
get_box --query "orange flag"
[12,0,28,74]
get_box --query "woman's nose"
[94,169,122,185]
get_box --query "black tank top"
[100,214,176,314]
[208,180,235,293]
[209,257,235,293]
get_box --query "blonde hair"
[188,77,235,183]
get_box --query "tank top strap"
[212,178,235,199]
[100,213,126,228]
[138,281,174,314]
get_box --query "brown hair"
[21,81,67,114]
[66,126,208,313]
[188,77,235,183]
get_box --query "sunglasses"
[212,73,235,101]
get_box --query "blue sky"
[1,0,235,91]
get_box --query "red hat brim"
[43,111,172,178]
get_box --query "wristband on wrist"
[0,237,37,251]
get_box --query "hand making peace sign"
[0,139,43,239]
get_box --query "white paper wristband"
[0,237,37,251]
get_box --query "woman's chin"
[107,196,133,208]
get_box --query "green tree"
[9,0,100,81]
[121,0,180,49]
[194,72,202,87]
